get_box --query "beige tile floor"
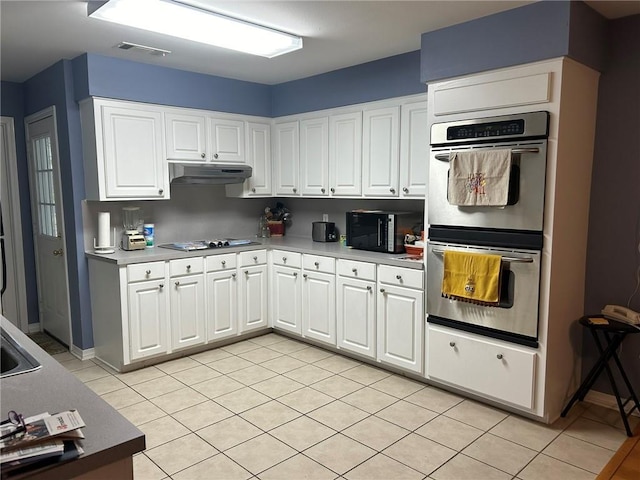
[53,333,638,480]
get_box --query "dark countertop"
[0,318,145,479]
[85,235,424,270]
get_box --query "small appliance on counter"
[346,210,422,253]
[312,221,337,242]
[122,207,146,251]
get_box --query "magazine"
[0,411,85,451]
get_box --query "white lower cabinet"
[169,257,206,351]
[205,253,238,342]
[271,250,302,334]
[427,325,537,409]
[302,255,336,346]
[238,250,269,333]
[128,278,168,361]
[376,265,424,374]
[336,260,376,359]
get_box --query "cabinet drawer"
[303,254,335,274]
[272,249,302,268]
[169,257,204,277]
[239,249,267,267]
[337,259,376,281]
[127,262,165,283]
[378,265,423,289]
[206,253,237,272]
[427,326,536,409]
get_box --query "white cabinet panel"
[272,264,302,334]
[239,264,268,333]
[300,117,329,196]
[273,121,300,196]
[362,106,400,197]
[128,279,168,360]
[246,122,271,195]
[207,117,245,163]
[170,273,206,350]
[427,326,537,409]
[337,276,376,359]
[329,111,362,196]
[400,101,428,198]
[302,270,336,346]
[165,112,207,161]
[206,269,238,342]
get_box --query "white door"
[208,117,245,163]
[25,109,71,344]
[245,122,272,195]
[0,117,28,329]
[329,111,362,196]
[206,269,238,341]
[273,121,299,196]
[377,284,423,373]
[272,265,301,334]
[239,264,268,332]
[400,102,428,197]
[302,270,336,345]
[362,106,400,197]
[170,274,206,350]
[299,117,329,196]
[165,112,207,161]
[128,279,168,360]
[336,276,376,359]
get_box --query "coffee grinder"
[122,207,146,251]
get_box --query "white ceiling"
[1,1,638,85]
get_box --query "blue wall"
[0,81,39,326]
[420,1,606,83]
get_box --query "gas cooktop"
[158,239,259,252]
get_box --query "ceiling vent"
[115,41,171,57]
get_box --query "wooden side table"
[561,315,640,436]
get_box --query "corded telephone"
[601,304,640,325]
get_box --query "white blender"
[122,207,146,251]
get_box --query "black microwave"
[346,211,422,253]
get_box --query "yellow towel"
[442,251,501,304]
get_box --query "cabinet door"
[400,102,428,197]
[300,117,329,196]
[302,270,336,346]
[271,265,302,334]
[246,121,272,195]
[165,112,207,161]
[170,274,206,350]
[329,111,362,196]
[362,106,399,197]
[206,270,238,342]
[337,276,376,359]
[101,104,168,199]
[273,121,299,196]
[377,284,423,374]
[128,279,168,360]
[239,264,268,332]
[208,117,245,163]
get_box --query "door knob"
[330,187,335,194]
[221,260,226,266]
[449,341,456,347]
[390,187,396,194]
[158,188,164,195]
[213,153,219,159]
[232,273,237,279]
[321,188,325,193]
[496,353,504,360]
[201,153,206,158]
[52,249,63,256]
[303,274,308,279]
[403,187,409,193]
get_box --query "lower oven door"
[426,241,541,347]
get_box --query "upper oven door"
[428,140,547,232]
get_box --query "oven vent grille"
[115,42,171,57]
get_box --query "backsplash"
[82,185,424,251]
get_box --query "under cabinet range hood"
[168,162,252,185]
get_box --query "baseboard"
[585,390,640,417]
[70,344,95,361]
[27,322,41,334]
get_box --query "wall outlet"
[322,213,329,222]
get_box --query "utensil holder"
[267,220,285,237]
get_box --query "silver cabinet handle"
[175,281,180,286]
[366,285,372,292]
[403,187,409,193]
[159,188,164,195]
[159,284,164,289]
[282,256,287,263]
[244,270,249,276]
[213,153,219,159]
[314,262,320,267]
[293,187,297,193]
[380,288,385,293]
[232,273,236,279]
[221,260,226,266]
[330,187,335,193]
[251,187,256,193]
[396,275,402,280]
[201,153,206,159]
[293,272,298,277]
[253,256,258,262]
[187,265,191,270]
[352,268,357,274]
[390,187,395,194]
[321,188,325,193]
[145,269,151,275]
[303,273,308,279]
[449,341,456,347]
[497,354,503,360]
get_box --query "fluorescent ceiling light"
[89,0,303,58]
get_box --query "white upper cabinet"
[226,121,272,197]
[165,112,207,161]
[80,98,169,201]
[273,121,300,196]
[299,117,329,196]
[362,106,400,197]
[399,101,428,198]
[329,111,362,196]
[207,117,245,163]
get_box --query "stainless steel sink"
[0,328,42,378]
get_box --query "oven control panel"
[447,119,525,140]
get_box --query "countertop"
[85,235,425,269]
[0,318,145,479]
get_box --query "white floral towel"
[448,149,512,206]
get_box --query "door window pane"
[33,136,58,238]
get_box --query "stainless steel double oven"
[426,111,549,347]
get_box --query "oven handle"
[434,147,540,162]
[431,248,534,263]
